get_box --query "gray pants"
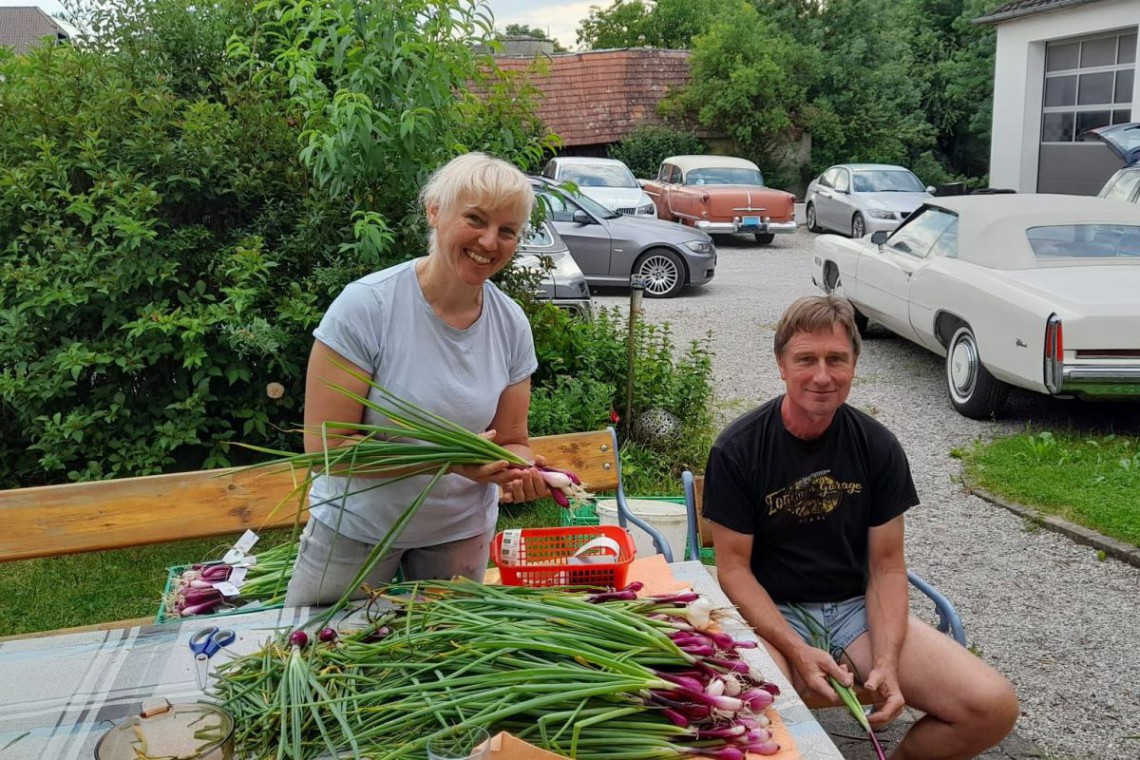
[283,518,495,607]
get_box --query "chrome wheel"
[947,330,979,404]
[635,249,685,298]
[945,325,1010,418]
[852,213,866,238]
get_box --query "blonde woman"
[285,153,548,606]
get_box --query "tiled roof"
[974,0,1107,25]
[491,49,691,147]
[0,6,69,54]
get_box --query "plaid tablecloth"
[0,562,842,760]
[0,605,311,760]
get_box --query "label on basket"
[567,536,621,565]
[500,529,525,565]
[212,581,242,598]
[228,566,248,586]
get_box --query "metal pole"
[625,278,644,430]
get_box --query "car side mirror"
[572,209,593,225]
[870,230,889,245]
[925,185,936,194]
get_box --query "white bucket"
[595,498,688,560]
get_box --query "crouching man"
[704,295,1018,760]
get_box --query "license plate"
[742,215,763,229]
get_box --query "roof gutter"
[973,0,1107,26]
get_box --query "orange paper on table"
[488,731,565,760]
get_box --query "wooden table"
[0,562,842,760]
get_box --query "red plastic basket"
[491,525,636,588]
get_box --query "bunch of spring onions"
[164,563,236,617]
[234,540,300,605]
[238,365,591,510]
[162,542,299,618]
[789,605,887,760]
[212,579,784,760]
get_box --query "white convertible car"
[812,194,1140,418]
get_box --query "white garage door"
[1039,31,1136,195]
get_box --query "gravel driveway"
[591,230,1140,760]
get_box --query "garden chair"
[680,470,966,645]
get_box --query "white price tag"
[212,581,242,598]
[223,530,261,565]
[228,567,248,587]
[234,530,260,553]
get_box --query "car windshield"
[538,188,621,221]
[1100,168,1140,201]
[852,170,926,193]
[1027,224,1140,261]
[559,163,639,188]
[685,167,764,186]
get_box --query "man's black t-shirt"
[703,396,919,604]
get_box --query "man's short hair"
[774,296,862,359]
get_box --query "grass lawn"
[0,499,569,637]
[958,431,1140,547]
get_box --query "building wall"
[989,0,1139,193]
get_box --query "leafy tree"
[901,0,1005,179]
[577,0,726,50]
[499,23,568,51]
[0,0,559,487]
[665,1,822,185]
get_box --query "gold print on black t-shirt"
[765,469,864,522]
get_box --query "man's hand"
[790,645,855,705]
[863,664,905,727]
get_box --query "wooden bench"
[0,428,670,564]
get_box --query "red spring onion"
[317,627,339,643]
[180,599,223,616]
[585,589,639,603]
[741,688,774,711]
[288,630,309,648]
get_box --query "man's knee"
[965,673,1019,742]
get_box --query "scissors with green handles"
[189,625,235,690]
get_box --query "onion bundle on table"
[211,579,784,760]
[163,542,299,618]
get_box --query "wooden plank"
[0,430,620,563]
[0,466,310,562]
[529,429,620,493]
[693,474,716,550]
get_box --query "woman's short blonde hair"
[420,152,534,224]
[774,295,862,359]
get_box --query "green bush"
[0,31,321,485]
[0,0,714,494]
[608,125,705,180]
[527,306,715,494]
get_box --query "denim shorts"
[776,596,869,662]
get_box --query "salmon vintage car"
[812,194,1140,419]
[641,155,796,244]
